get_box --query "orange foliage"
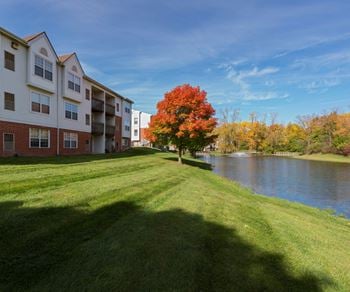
[145,84,217,152]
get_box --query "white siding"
[122,100,131,138]
[58,56,90,133]
[131,110,140,141]
[26,34,57,94]
[0,33,58,128]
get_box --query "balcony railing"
[105,125,115,136]
[92,98,104,112]
[105,103,115,116]
[92,122,104,135]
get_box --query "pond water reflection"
[199,155,350,217]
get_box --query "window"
[134,129,138,136]
[34,55,53,81]
[125,107,130,113]
[30,128,50,148]
[85,89,90,100]
[134,117,138,125]
[31,92,50,114]
[45,61,53,81]
[3,133,14,151]
[85,114,90,126]
[65,102,78,120]
[125,125,130,131]
[68,72,81,93]
[64,132,78,149]
[122,138,129,147]
[4,51,15,71]
[40,47,48,57]
[116,103,120,112]
[4,92,15,111]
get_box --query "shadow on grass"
[163,157,212,170]
[0,147,160,166]
[0,200,333,291]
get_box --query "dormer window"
[68,72,81,93]
[34,55,53,81]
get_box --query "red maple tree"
[145,84,217,163]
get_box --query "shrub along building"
[131,109,152,147]
[0,27,133,157]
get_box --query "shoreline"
[200,151,350,163]
[292,153,350,164]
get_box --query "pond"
[199,155,350,218]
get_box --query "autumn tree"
[145,84,217,163]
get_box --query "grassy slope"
[0,148,349,291]
[295,153,350,163]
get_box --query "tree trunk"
[178,146,183,164]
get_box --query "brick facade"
[59,129,91,155]
[0,120,92,157]
[0,120,57,157]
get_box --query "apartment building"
[131,109,152,147]
[0,27,132,156]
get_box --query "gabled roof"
[22,31,59,61]
[58,53,75,63]
[58,52,85,75]
[23,32,44,42]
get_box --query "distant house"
[131,110,152,147]
[0,26,133,156]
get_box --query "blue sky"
[1,0,350,122]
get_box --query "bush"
[341,143,350,156]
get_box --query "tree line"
[215,110,350,156]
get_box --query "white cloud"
[243,92,289,101]
[224,65,284,101]
[300,79,340,94]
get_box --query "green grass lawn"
[1,148,349,291]
[295,153,350,163]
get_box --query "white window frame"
[67,72,81,93]
[64,132,78,149]
[65,102,78,121]
[29,128,50,148]
[3,133,15,152]
[30,91,50,115]
[34,54,53,81]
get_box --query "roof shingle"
[58,53,75,63]
[23,32,44,42]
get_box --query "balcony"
[92,98,104,112]
[105,125,115,136]
[92,122,104,135]
[105,103,115,116]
